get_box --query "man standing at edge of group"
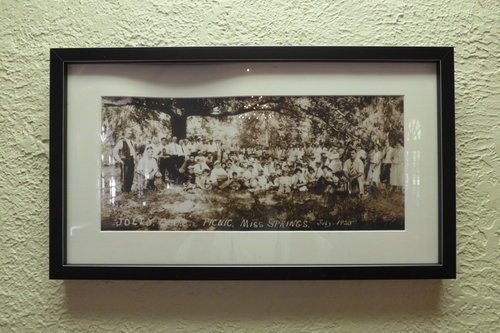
[113,128,136,193]
[158,137,170,184]
[381,139,393,191]
[167,136,184,183]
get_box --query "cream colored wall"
[0,0,498,332]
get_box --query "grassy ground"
[101,166,404,231]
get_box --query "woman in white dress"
[137,145,159,196]
[367,143,382,189]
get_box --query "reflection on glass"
[408,119,422,141]
[70,225,84,236]
[407,119,421,205]
[109,176,116,205]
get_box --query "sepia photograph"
[100,95,405,231]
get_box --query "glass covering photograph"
[101,95,405,231]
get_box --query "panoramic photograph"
[100,95,405,231]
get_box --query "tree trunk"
[170,115,187,139]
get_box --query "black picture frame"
[50,46,456,280]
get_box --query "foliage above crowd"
[102,95,404,148]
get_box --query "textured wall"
[0,0,499,332]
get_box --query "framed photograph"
[50,46,455,280]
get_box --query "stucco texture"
[0,0,499,332]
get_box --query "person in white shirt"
[226,160,241,177]
[312,160,325,178]
[255,169,269,191]
[328,151,343,176]
[191,157,210,177]
[356,145,367,161]
[193,138,203,152]
[313,145,324,160]
[210,162,229,188]
[278,170,293,194]
[381,139,394,187]
[170,137,185,156]
[292,168,308,192]
[157,137,170,183]
[367,143,382,188]
[356,143,369,181]
[262,161,274,177]
[343,149,365,196]
[252,159,263,174]
[136,145,159,196]
[242,165,257,189]
[179,139,190,157]
[206,140,218,163]
[186,138,197,155]
[296,146,305,160]
[149,136,161,158]
[166,136,184,183]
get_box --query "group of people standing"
[112,129,405,198]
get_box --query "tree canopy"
[102,95,404,146]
